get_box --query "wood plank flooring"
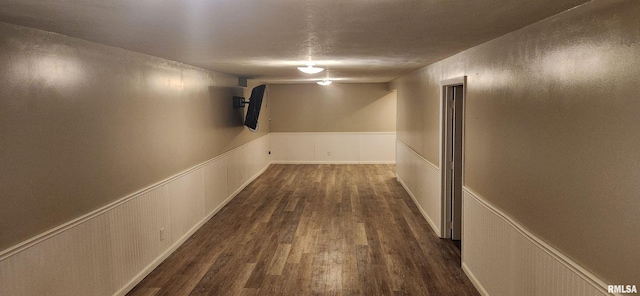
[127,164,479,296]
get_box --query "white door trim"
[439,76,466,239]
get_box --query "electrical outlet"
[327,151,331,157]
[241,170,244,179]
[160,228,165,241]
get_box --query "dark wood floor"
[127,164,479,296]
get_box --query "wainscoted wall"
[395,140,442,236]
[462,188,609,296]
[392,1,640,286]
[397,136,612,295]
[271,132,396,164]
[0,134,271,296]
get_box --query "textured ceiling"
[0,0,589,83]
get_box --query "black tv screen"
[244,84,266,131]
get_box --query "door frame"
[439,76,466,239]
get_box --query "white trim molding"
[0,134,272,296]
[462,187,610,296]
[395,140,442,237]
[271,132,396,164]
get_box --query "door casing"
[440,76,466,240]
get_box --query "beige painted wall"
[269,83,396,132]
[0,22,270,250]
[393,0,640,285]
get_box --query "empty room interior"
[0,0,638,295]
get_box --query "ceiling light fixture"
[297,63,324,74]
[317,79,332,86]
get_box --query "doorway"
[441,77,466,245]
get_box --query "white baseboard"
[0,134,272,296]
[114,211,211,296]
[396,173,440,236]
[462,262,490,296]
[271,160,395,164]
[113,163,270,296]
[271,132,396,164]
[395,140,443,237]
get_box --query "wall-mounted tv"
[243,84,266,131]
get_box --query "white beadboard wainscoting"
[270,132,396,164]
[462,188,610,296]
[0,134,271,296]
[395,140,442,236]
[396,139,610,296]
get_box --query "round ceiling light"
[297,63,324,74]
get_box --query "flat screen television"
[244,84,266,131]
